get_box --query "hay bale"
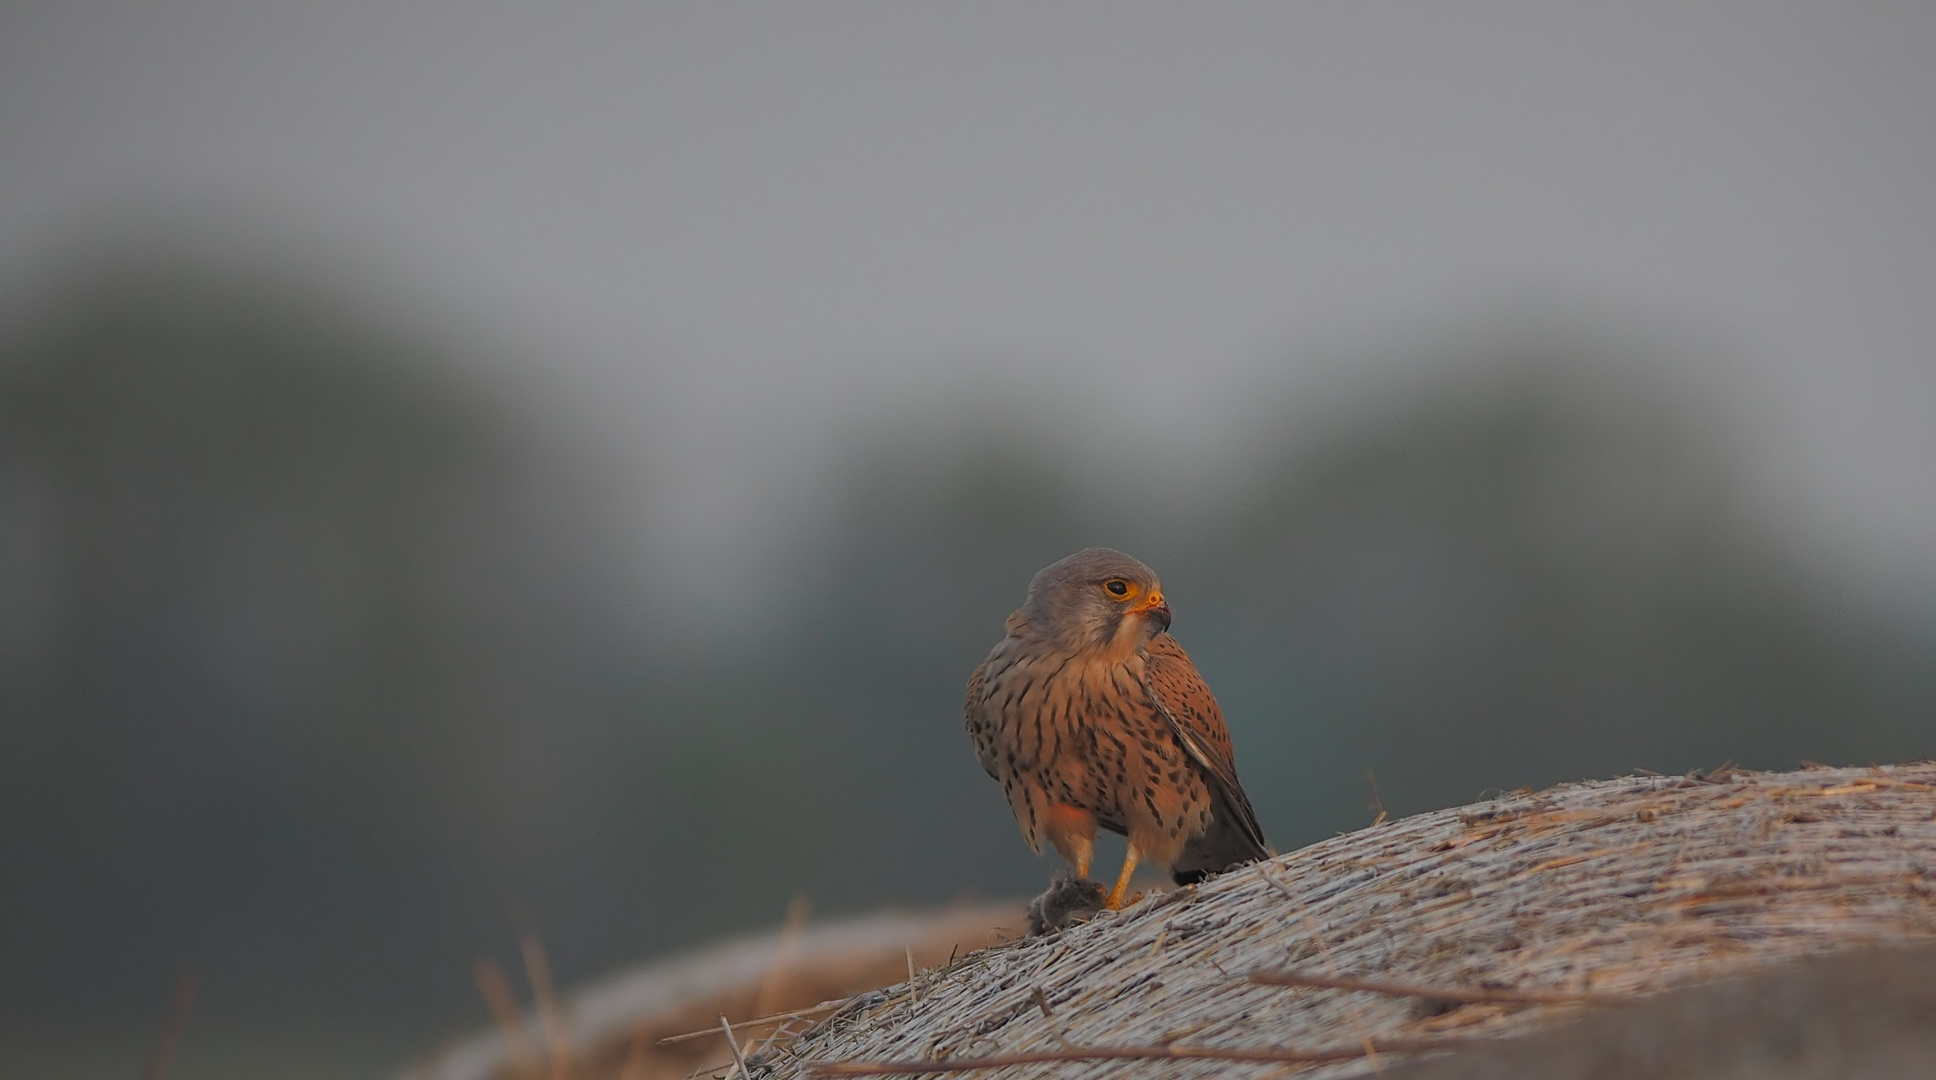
[1384,941,1936,1079]
[764,763,1936,1079]
[403,903,1025,1080]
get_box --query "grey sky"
[4,2,1934,619]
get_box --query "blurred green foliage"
[0,261,638,1034]
[1,258,1931,1063]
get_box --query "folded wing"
[1142,634,1271,881]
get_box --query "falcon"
[965,548,1270,909]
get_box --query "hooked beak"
[1135,591,1172,632]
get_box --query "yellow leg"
[1044,805,1097,880]
[1103,843,1142,910]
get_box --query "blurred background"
[3,3,1935,1077]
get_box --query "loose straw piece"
[754,895,814,1020]
[659,1001,848,1046]
[475,960,542,1080]
[521,933,575,1080]
[719,1014,752,1080]
[809,1035,1480,1076]
[1251,970,1630,1006]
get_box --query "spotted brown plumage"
[965,548,1270,908]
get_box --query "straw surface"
[762,762,1936,1080]
[405,905,1024,1080]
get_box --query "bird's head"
[1021,547,1172,653]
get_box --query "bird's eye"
[1103,579,1135,599]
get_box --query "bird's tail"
[1170,789,1272,885]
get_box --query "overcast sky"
[4,2,1934,616]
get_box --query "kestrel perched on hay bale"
[965,548,1270,909]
